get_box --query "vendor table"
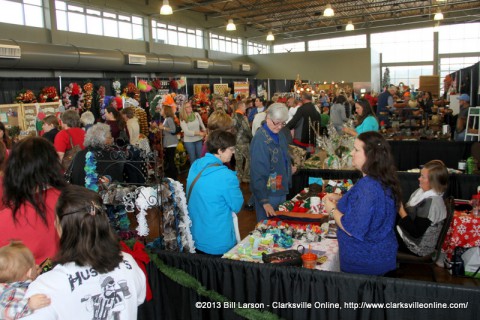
[292,169,480,203]
[223,237,340,272]
[387,140,474,171]
[442,211,480,260]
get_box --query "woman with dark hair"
[330,94,348,133]
[24,185,146,319]
[0,122,12,150]
[324,131,401,275]
[343,98,379,137]
[105,106,127,142]
[0,137,67,264]
[397,160,448,256]
[54,110,85,163]
[419,91,434,115]
[186,130,243,255]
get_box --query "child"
[0,242,50,319]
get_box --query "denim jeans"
[184,140,203,165]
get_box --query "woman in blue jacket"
[186,130,244,256]
[250,103,293,222]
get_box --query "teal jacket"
[356,115,379,135]
[186,153,243,254]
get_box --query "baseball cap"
[457,94,470,102]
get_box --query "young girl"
[24,185,146,319]
[0,241,51,319]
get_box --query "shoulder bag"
[61,130,82,171]
[186,163,220,203]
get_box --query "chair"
[396,196,455,282]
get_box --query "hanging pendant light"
[226,19,236,31]
[160,0,173,15]
[434,9,444,21]
[324,4,334,17]
[266,31,275,41]
[346,21,354,31]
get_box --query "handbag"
[61,131,82,171]
[262,249,303,267]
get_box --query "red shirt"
[0,188,61,264]
[54,128,85,153]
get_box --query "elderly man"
[376,85,397,127]
[454,94,471,141]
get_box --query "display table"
[442,211,480,260]
[223,237,340,272]
[292,169,480,203]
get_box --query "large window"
[247,41,269,55]
[152,21,203,49]
[273,41,305,53]
[308,35,366,51]
[0,0,43,28]
[371,28,433,63]
[209,33,242,54]
[55,1,143,40]
[383,65,433,89]
[438,23,480,54]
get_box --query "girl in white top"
[179,102,206,164]
[24,185,146,320]
[121,107,140,145]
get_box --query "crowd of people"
[0,85,459,318]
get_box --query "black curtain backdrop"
[138,251,480,320]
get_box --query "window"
[438,23,480,54]
[371,28,433,63]
[247,41,269,55]
[0,0,43,28]
[308,35,366,51]
[152,21,203,49]
[209,33,242,54]
[273,41,305,53]
[55,1,144,40]
[382,65,433,89]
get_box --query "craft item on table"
[297,183,323,200]
[324,179,353,194]
[308,177,323,185]
[84,151,99,192]
[255,220,325,241]
[316,122,355,170]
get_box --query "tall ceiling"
[75,1,480,42]
[165,0,480,40]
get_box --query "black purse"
[262,246,305,266]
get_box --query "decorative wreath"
[62,82,84,110]
[16,89,37,103]
[83,82,94,110]
[38,86,59,103]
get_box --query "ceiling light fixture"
[226,19,236,31]
[346,21,354,31]
[434,10,444,21]
[324,4,334,17]
[160,0,173,15]
[266,31,275,41]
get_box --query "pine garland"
[123,239,279,320]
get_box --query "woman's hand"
[324,193,342,212]
[342,127,357,137]
[197,131,206,137]
[398,203,408,218]
[263,203,277,217]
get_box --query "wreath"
[38,86,59,103]
[16,89,37,103]
[62,82,84,110]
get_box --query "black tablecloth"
[292,169,480,203]
[387,140,474,171]
[137,250,480,320]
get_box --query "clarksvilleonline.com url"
[343,301,469,310]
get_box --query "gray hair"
[80,111,95,126]
[266,103,289,122]
[84,123,112,148]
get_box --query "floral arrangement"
[176,76,186,89]
[112,80,121,96]
[137,80,152,92]
[84,151,98,192]
[16,89,37,103]
[151,79,162,90]
[316,122,355,169]
[97,85,106,113]
[169,79,178,91]
[123,82,140,102]
[38,86,59,103]
[83,82,94,110]
[62,82,84,110]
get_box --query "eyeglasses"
[270,119,286,127]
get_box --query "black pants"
[164,147,178,180]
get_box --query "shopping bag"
[461,247,480,278]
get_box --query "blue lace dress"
[337,176,398,275]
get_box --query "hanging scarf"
[407,189,440,207]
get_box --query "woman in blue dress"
[324,131,401,275]
[343,98,379,136]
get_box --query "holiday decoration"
[83,82,94,110]
[16,89,37,103]
[38,86,59,103]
